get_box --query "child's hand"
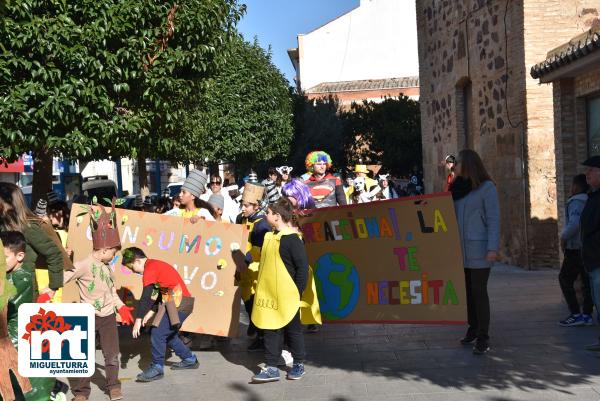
[65,247,73,257]
[132,319,142,339]
[39,287,55,301]
[142,310,155,326]
[190,216,200,224]
[36,293,52,303]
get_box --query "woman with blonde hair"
[0,183,65,301]
[449,149,500,355]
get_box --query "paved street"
[85,265,600,401]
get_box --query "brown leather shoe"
[73,396,88,401]
[109,388,123,401]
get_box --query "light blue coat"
[560,193,587,250]
[453,180,501,269]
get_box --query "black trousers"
[559,249,594,315]
[464,268,491,341]
[244,296,263,338]
[263,312,305,367]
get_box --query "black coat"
[581,189,600,272]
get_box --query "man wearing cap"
[303,151,347,208]
[235,181,272,352]
[581,156,600,351]
[166,169,214,221]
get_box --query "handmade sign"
[64,205,248,337]
[297,194,467,324]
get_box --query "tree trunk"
[31,148,53,210]
[137,152,149,198]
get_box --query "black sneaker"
[247,338,265,352]
[473,340,490,355]
[460,334,477,345]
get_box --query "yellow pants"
[35,269,63,303]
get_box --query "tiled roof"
[531,26,600,79]
[306,76,420,94]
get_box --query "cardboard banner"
[297,194,467,324]
[64,205,248,337]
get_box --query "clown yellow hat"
[354,165,369,174]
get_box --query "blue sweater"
[453,180,501,268]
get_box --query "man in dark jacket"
[581,156,600,351]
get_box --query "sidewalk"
[86,265,600,401]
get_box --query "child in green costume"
[0,231,69,401]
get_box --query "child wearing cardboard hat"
[235,182,272,352]
[64,201,132,401]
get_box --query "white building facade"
[290,0,419,93]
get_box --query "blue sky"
[237,0,360,85]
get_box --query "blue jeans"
[150,310,193,367]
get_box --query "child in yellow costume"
[33,194,73,303]
[235,182,271,352]
[251,199,321,383]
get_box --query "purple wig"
[282,179,315,210]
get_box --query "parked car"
[166,182,183,199]
[119,193,159,210]
[82,175,117,205]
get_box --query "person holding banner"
[281,180,321,335]
[303,151,346,208]
[235,182,272,352]
[120,247,199,382]
[450,149,500,355]
[251,199,310,383]
[165,169,215,221]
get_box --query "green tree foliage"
[0,0,243,200]
[289,93,421,176]
[289,93,346,174]
[342,95,422,175]
[180,36,293,172]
